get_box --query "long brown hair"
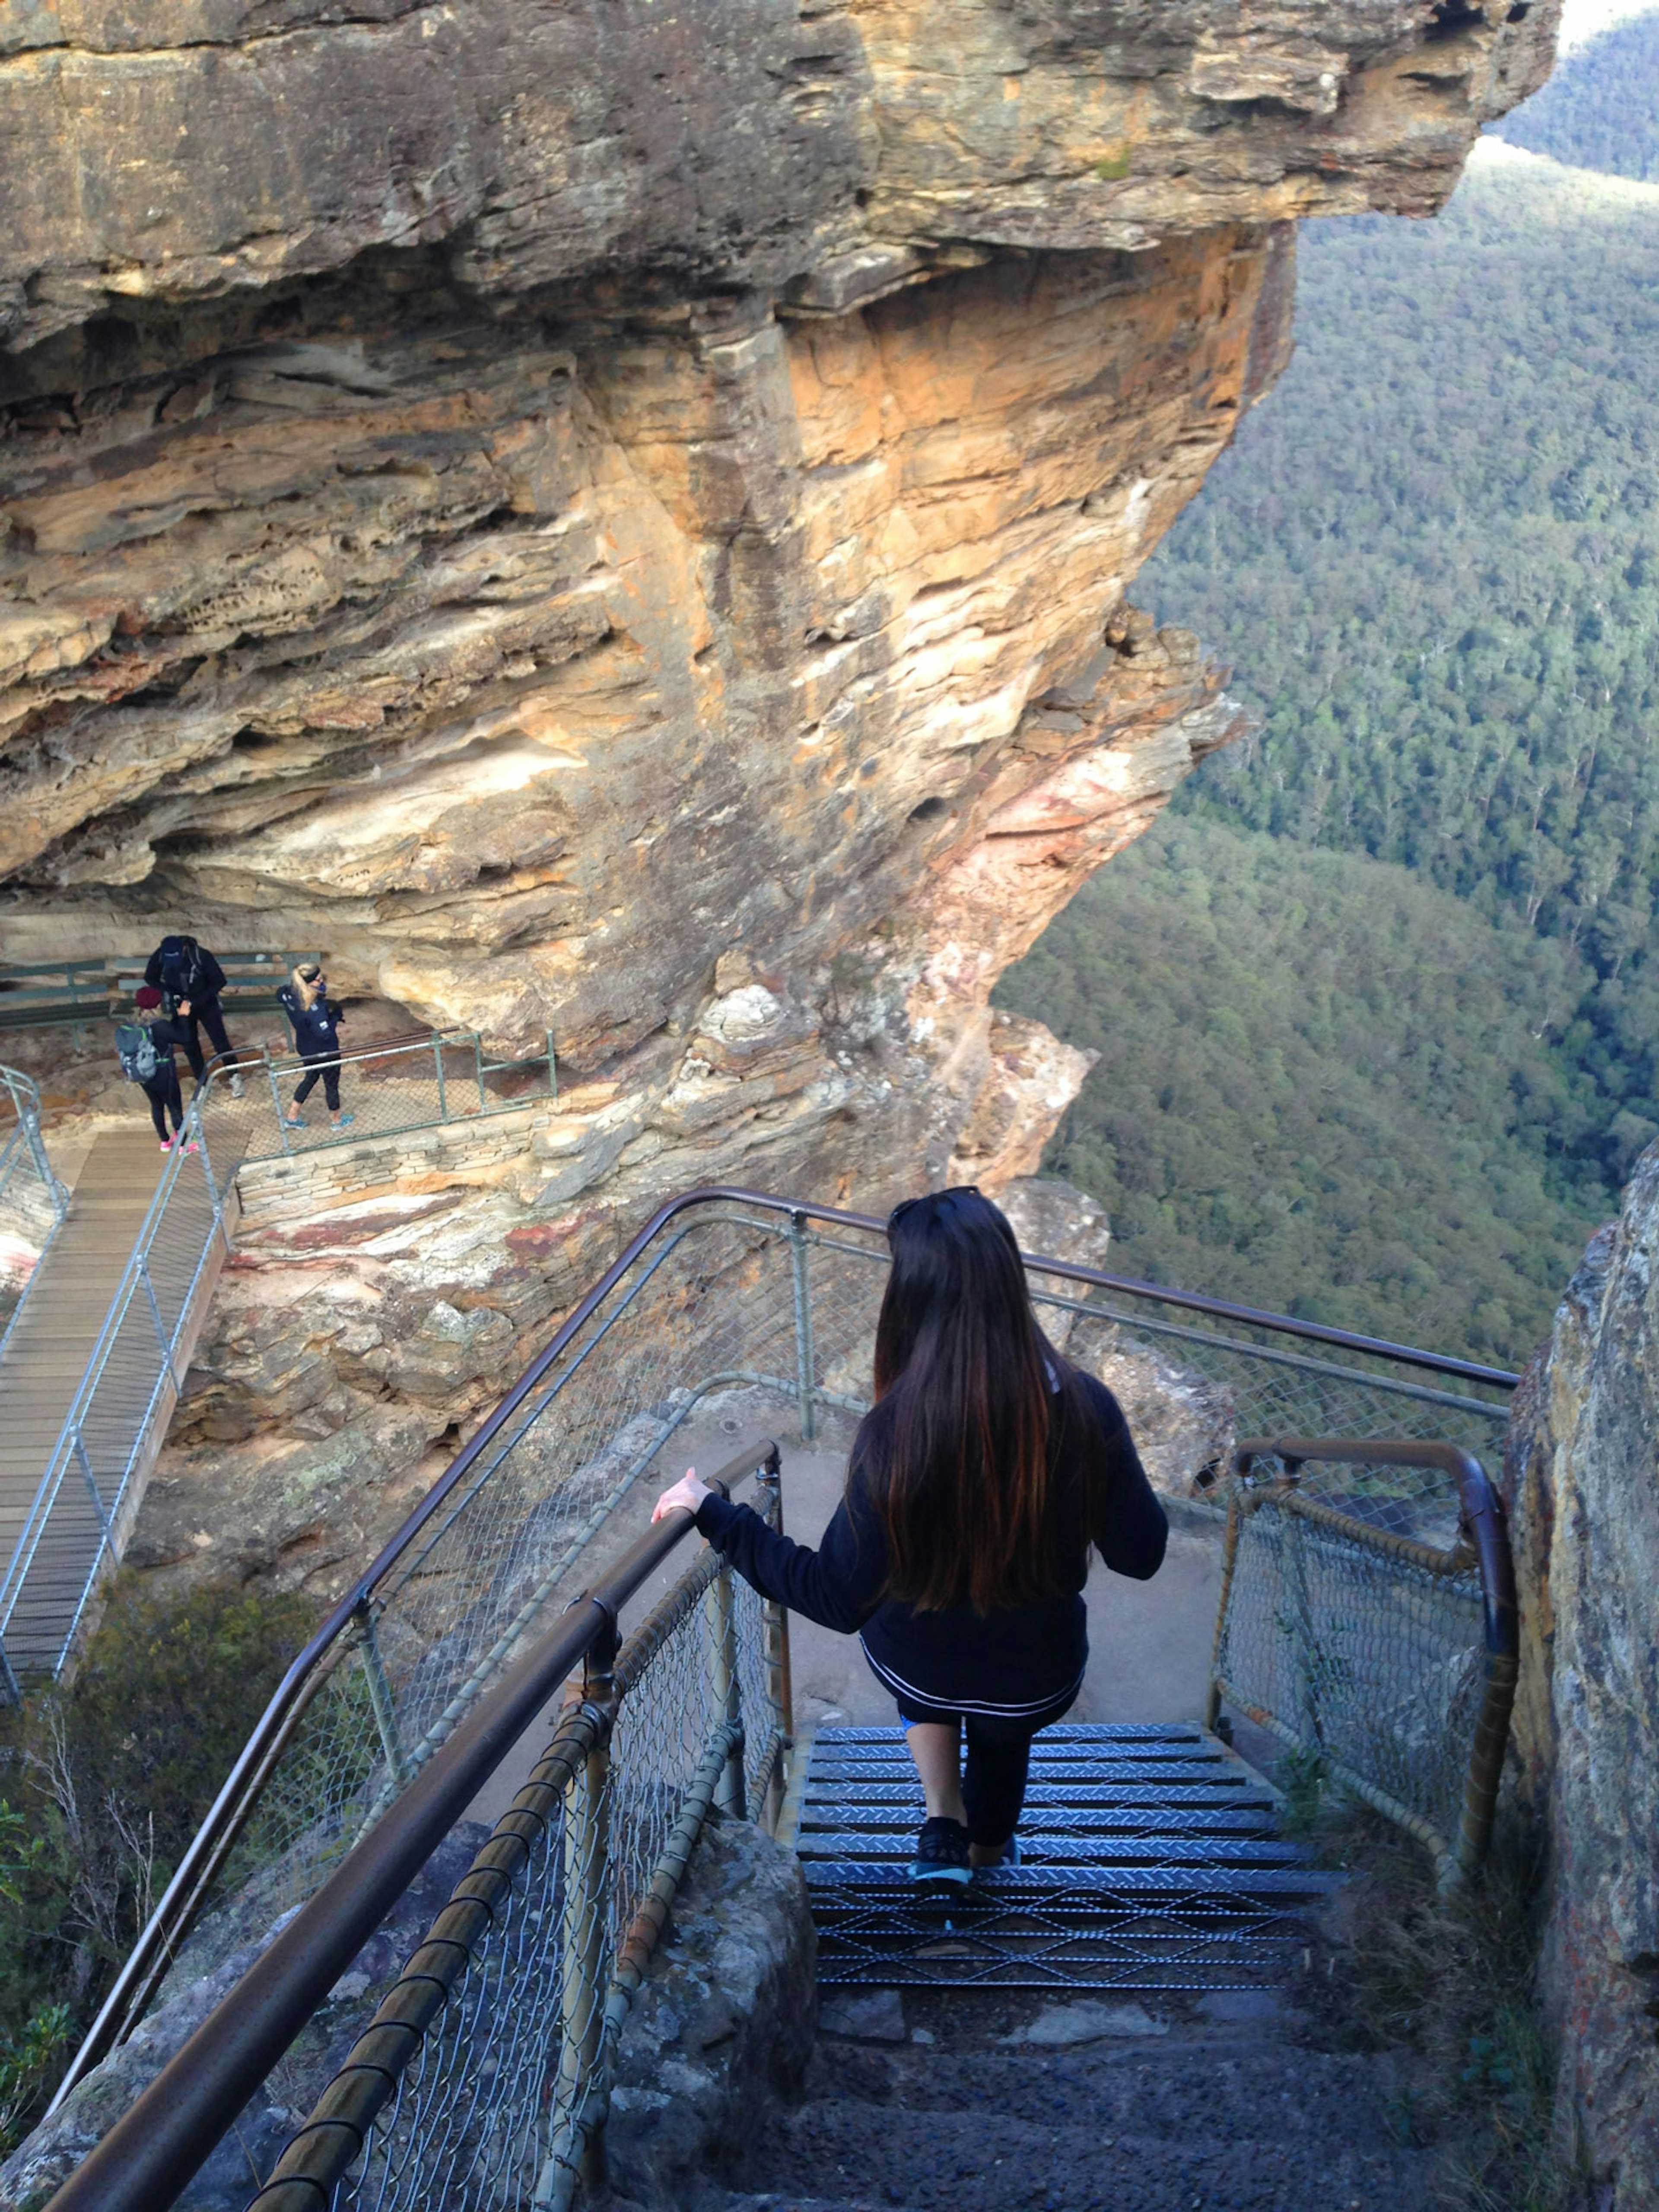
[857,1187,1091,1614]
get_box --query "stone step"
[729,2051,1431,2210]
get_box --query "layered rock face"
[2,6,1557,1540]
[1503,1152,1659,2212]
[2,3,1556,1157]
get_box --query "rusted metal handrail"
[57,1186,1519,2104]
[1207,1435,1519,1885]
[42,1443,775,2212]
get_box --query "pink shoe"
[184,1141,200,1154]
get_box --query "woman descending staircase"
[696,1723,1422,2211]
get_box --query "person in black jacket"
[131,987,198,1151]
[143,934,244,1096]
[652,1185,1167,1888]
[275,963,354,1131]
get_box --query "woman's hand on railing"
[651,1469,711,1524]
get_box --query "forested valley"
[998,19,1659,1371]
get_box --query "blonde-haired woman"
[276,962,354,1131]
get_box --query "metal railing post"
[135,1252,181,1393]
[555,1631,617,2195]
[432,1036,448,1122]
[788,1209,816,1442]
[474,1033,486,1112]
[353,1599,411,1789]
[1282,1476,1322,1754]
[546,1028,559,1107]
[754,1449,793,1819]
[1204,1477,1245,1733]
[706,1564,746,1819]
[191,1109,234,1255]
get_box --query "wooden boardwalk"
[0,1125,243,1684]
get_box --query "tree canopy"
[999,24,1659,1369]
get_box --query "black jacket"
[695,1373,1167,1716]
[277,985,343,1056]
[145,937,227,1008]
[138,1015,194,1081]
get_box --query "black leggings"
[896,1688,1077,1847]
[143,1067,184,1141]
[181,998,235,1082]
[293,1051,341,1111]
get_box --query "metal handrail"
[0,952,320,1037]
[0,1090,238,1696]
[0,1064,70,1362]
[41,1443,772,2212]
[1208,1435,1520,1885]
[55,1183,1521,2101]
[194,1025,558,1163]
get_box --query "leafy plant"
[0,1576,318,2151]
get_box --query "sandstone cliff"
[2,6,1559,1560]
[1503,1152,1659,2212]
[2,1,1557,1199]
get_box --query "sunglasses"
[886,1184,981,1236]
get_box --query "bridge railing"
[0,1064,70,1357]
[57,1188,1519,2106]
[0,1095,243,1699]
[1207,1437,1519,1889]
[46,1442,788,2212]
[195,1027,558,1163]
[0,951,318,1044]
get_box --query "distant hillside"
[1130,139,1659,1207]
[1492,9,1659,178]
[998,816,1608,1370]
[1001,22,1659,1365]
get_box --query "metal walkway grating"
[796,1723,1333,1990]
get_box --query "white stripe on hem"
[860,1637,1084,1719]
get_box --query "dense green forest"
[1005,816,1605,1366]
[1000,25,1659,1366]
[1493,10,1659,180]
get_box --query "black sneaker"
[909,1815,972,1888]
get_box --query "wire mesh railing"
[58,1188,1519,2106]
[0,1091,243,1698]
[197,1029,558,1165]
[1206,1438,1519,1888]
[0,1064,69,1355]
[48,1444,789,2212]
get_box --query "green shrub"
[0,1575,318,2152]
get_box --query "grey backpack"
[115,1023,160,1084]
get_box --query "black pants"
[293,1050,341,1112]
[894,1687,1078,1847]
[181,996,235,1083]
[142,1066,184,1141]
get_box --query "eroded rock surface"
[2,2,1556,1223]
[1502,1151,1659,2212]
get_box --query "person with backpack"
[651,1186,1168,1889]
[143,934,245,1096]
[275,963,354,1131]
[121,988,198,1152]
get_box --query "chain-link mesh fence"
[0,1063,68,1351]
[1209,1449,1511,1879]
[0,1095,242,1696]
[193,1031,558,1166]
[247,1516,775,2212]
[108,1198,1516,2058]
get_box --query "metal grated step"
[797,1723,1331,1991]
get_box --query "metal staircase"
[794,1722,1330,1991]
